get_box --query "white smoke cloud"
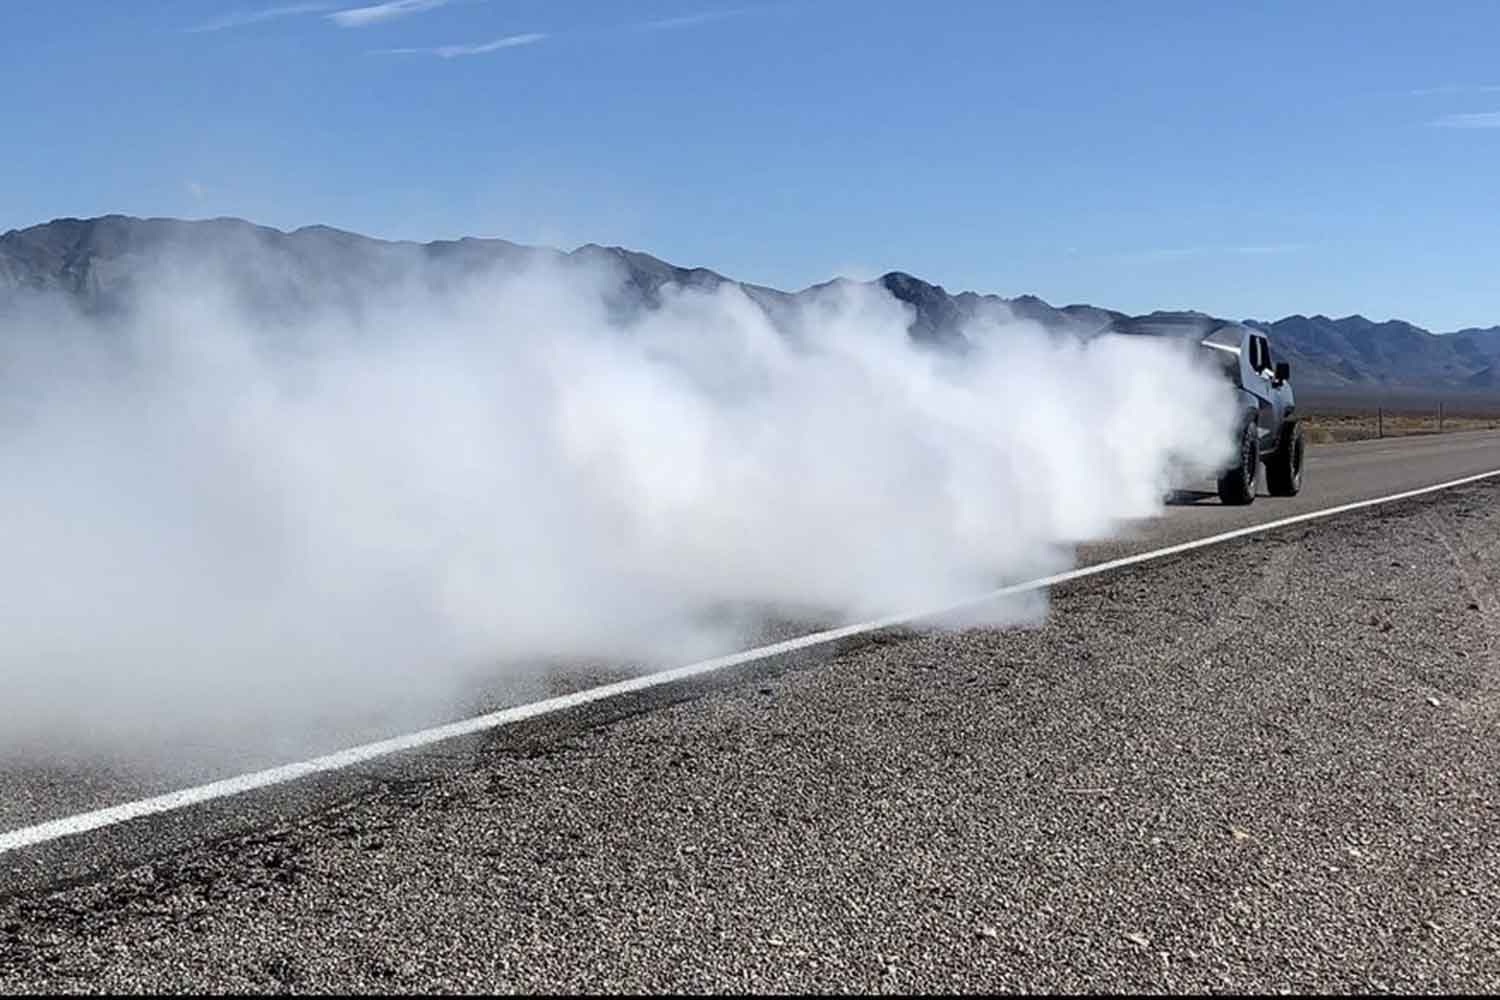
[0,250,1236,763]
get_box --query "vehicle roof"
[1110,313,1252,352]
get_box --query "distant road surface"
[4,430,1500,992]
[1091,428,1500,561]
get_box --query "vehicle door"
[1243,333,1283,453]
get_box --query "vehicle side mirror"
[1274,361,1291,384]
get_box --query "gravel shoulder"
[3,481,1500,993]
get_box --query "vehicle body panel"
[1203,324,1297,456]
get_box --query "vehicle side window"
[1249,336,1271,374]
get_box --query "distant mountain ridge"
[3,214,1498,392]
[1246,314,1500,390]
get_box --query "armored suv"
[1120,315,1304,506]
[1198,323,1303,505]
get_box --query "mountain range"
[3,215,1498,394]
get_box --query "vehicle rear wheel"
[1266,422,1305,497]
[1217,420,1258,506]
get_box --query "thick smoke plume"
[0,247,1236,761]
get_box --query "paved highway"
[3,430,1500,991]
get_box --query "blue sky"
[2,1,1498,330]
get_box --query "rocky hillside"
[1246,315,1500,389]
[4,215,1498,391]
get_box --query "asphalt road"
[1091,428,1500,562]
[3,430,1500,991]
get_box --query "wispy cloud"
[359,4,755,62]
[186,2,337,33]
[373,32,547,57]
[1127,244,1307,261]
[1231,244,1308,255]
[1430,111,1500,129]
[641,8,752,31]
[329,0,450,27]
[1410,84,1500,97]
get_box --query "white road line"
[4,467,1500,858]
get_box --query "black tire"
[1266,422,1305,497]
[1217,420,1259,506]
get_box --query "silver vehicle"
[1199,323,1303,505]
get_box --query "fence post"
[1378,407,1383,439]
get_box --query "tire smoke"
[0,247,1236,760]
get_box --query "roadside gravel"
[3,483,1498,993]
